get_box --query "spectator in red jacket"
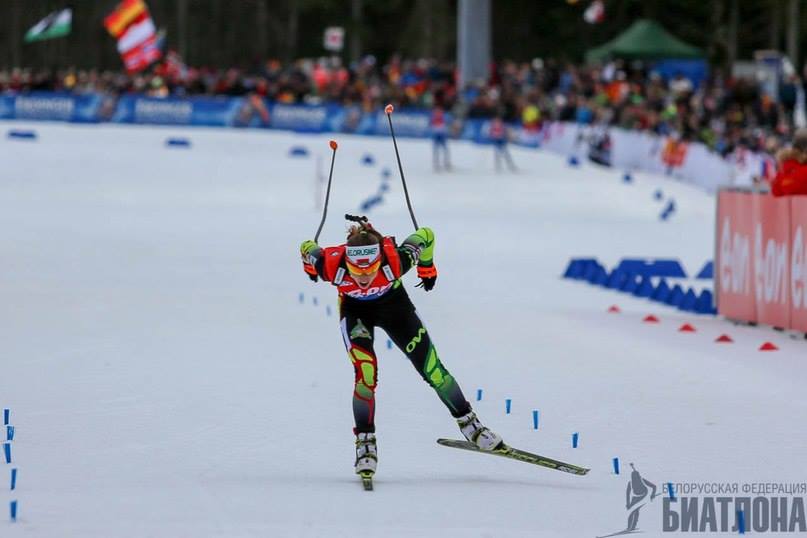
[771,129,807,196]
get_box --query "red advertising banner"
[716,191,757,323]
[751,195,791,328]
[790,197,807,332]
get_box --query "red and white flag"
[104,0,162,73]
[583,0,605,24]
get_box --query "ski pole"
[384,104,419,230]
[304,140,338,282]
[315,140,339,242]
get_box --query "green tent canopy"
[585,19,703,63]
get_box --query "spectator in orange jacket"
[771,129,807,196]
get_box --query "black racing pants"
[339,285,472,434]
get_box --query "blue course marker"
[165,137,191,148]
[3,409,8,425]
[572,432,579,448]
[3,443,10,464]
[10,469,16,491]
[10,500,17,522]
[312,297,318,306]
[668,482,675,500]
[737,510,746,534]
[386,339,392,349]
[6,426,13,441]
[476,389,483,401]
[298,292,304,304]
[326,305,332,317]
[532,410,539,430]
[612,457,620,475]
[7,130,37,140]
[505,399,512,414]
[288,146,309,157]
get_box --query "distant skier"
[300,217,502,479]
[431,106,451,171]
[490,115,517,172]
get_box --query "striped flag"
[24,8,72,43]
[104,0,162,73]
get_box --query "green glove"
[408,227,435,264]
[300,240,319,282]
[300,239,318,259]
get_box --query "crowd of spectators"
[1,55,803,162]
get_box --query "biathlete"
[431,106,451,171]
[300,217,502,477]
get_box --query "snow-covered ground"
[1,122,805,537]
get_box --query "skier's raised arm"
[400,227,437,291]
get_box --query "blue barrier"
[562,258,598,279]
[650,279,671,303]
[359,109,432,138]
[562,260,580,278]
[562,256,714,313]
[615,258,686,278]
[615,259,647,275]
[647,260,687,278]
[582,261,603,283]
[695,289,716,314]
[113,95,242,126]
[166,137,191,148]
[0,91,534,146]
[620,274,640,294]
[7,129,37,140]
[606,269,628,289]
[666,284,685,307]
[678,288,698,312]
[633,276,655,298]
[269,103,338,132]
[1,92,102,123]
[592,266,609,286]
[695,261,713,279]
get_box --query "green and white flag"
[24,8,72,43]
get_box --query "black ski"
[437,439,589,476]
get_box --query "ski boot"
[355,432,377,490]
[457,411,503,451]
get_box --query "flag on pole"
[24,8,72,43]
[583,0,605,24]
[104,0,162,73]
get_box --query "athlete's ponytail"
[346,221,383,247]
